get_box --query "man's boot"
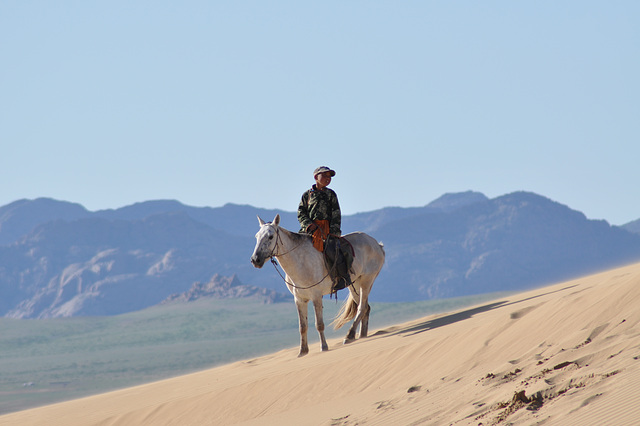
[333,246,352,292]
[324,236,355,295]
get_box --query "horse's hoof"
[297,350,309,357]
[321,345,329,352]
[343,337,355,345]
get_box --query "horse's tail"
[332,293,358,330]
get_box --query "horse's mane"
[287,228,312,243]
[267,221,312,244]
[293,232,312,242]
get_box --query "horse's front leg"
[295,298,309,357]
[312,296,329,352]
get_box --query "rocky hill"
[0,213,253,318]
[162,274,290,304]
[621,217,640,235]
[372,191,640,300]
[2,191,640,317]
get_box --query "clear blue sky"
[1,2,638,225]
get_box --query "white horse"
[250,214,385,357]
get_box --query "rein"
[270,257,332,290]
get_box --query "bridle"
[268,226,300,258]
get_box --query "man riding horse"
[252,171,385,354]
[297,166,354,295]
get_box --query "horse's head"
[250,214,281,268]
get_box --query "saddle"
[308,220,355,296]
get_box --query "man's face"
[315,171,332,189]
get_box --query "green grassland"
[0,292,509,415]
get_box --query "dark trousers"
[324,236,354,292]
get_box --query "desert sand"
[3,262,640,425]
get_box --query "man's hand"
[306,223,318,233]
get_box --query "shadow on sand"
[373,284,579,338]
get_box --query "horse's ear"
[273,214,280,226]
[257,216,266,226]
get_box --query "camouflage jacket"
[298,185,342,236]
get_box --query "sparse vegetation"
[0,292,507,414]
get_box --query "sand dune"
[3,262,640,425]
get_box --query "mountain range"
[1,191,640,318]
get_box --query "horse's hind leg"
[360,303,371,338]
[345,284,370,343]
[295,299,310,357]
[344,313,359,343]
[312,297,329,352]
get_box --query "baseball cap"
[313,166,336,177]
